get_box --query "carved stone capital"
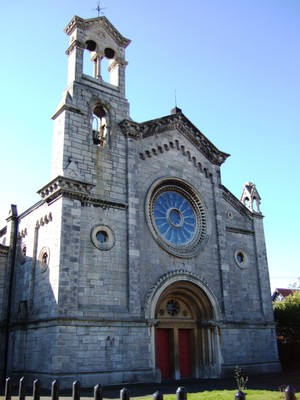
[65,40,85,56]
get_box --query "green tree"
[273,291,300,344]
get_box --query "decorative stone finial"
[240,182,261,214]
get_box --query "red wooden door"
[179,329,191,377]
[156,329,171,379]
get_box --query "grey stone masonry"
[0,14,281,388]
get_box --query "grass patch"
[131,390,291,400]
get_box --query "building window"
[96,230,108,244]
[92,105,108,147]
[234,248,249,269]
[38,246,50,273]
[166,300,180,316]
[91,225,115,251]
[145,178,210,258]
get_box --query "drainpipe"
[4,205,19,379]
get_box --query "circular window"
[234,248,249,269]
[166,299,180,316]
[146,178,210,258]
[227,211,233,220]
[91,225,115,251]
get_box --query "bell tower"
[37,15,132,318]
[64,16,130,95]
[50,16,131,183]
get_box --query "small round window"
[166,300,180,316]
[91,225,115,251]
[234,248,249,269]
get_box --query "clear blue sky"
[1,0,299,292]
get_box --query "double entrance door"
[156,328,192,379]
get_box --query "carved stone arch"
[146,270,222,380]
[144,269,222,321]
[85,38,98,52]
[90,97,115,124]
[90,98,116,147]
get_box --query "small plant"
[234,365,248,392]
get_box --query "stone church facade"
[0,15,280,387]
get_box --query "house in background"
[0,14,281,387]
[272,288,300,302]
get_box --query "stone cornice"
[38,176,127,210]
[120,112,230,166]
[64,16,131,48]
[82,197,127,210]
[38,176,95,204]
[226,226,255,235]
[51,103,84,121]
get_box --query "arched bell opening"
[92,104,109,147]
[153,280,220,380]
[83,38,119,86]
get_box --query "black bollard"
[72,381,81,400]
[33,379,41,400]
[153,391,163,400]
[176,387,187,400]
[120,388,130,400]
[5,377,12,400]
[94,384,103,400]
[285,386,296,400]
[235,390,246,400]
[18,377,26,400]
[51,380,59,400]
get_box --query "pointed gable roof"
[64,15,131,48]
[120,109,230,166]
[240,182,262,214]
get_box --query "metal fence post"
[94,384,103,400]
[51,380,59,400]
[18,377,26,400]
[176,387,187,400]
[72,381,81,400]
[153,390,163,400]
[285,386,296,400]
[235,390,246,400]
[33,379,41,400]
[120,387,130,400]
[5,377,12,400]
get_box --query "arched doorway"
[154,280,220,380]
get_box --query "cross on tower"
[93,1,107,16]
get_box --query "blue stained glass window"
[153,191,196,245]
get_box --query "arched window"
[83,40,97,77]
[92,105,108,147]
